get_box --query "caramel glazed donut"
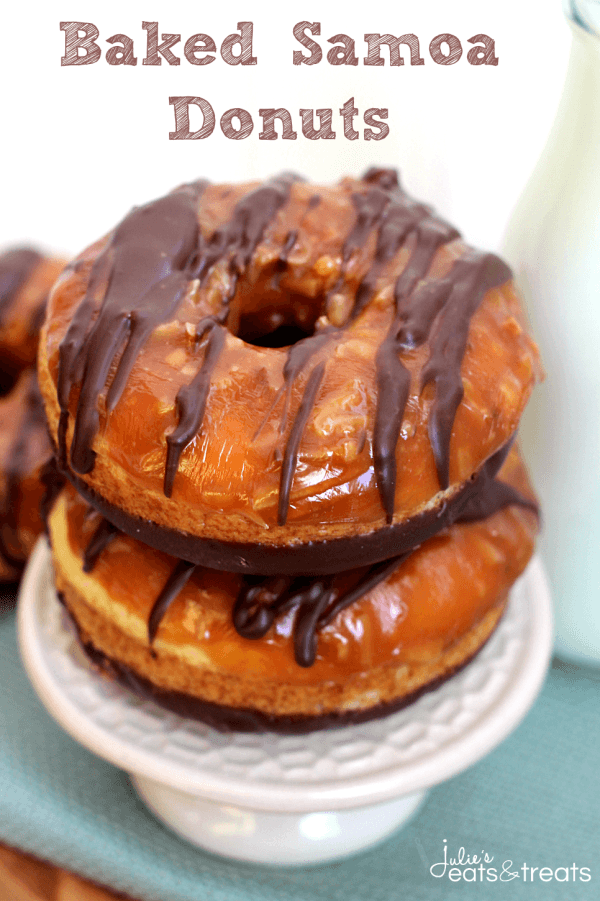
[0,249,64,582]
[38,169,542,730]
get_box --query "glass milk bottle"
[503,0,600,665]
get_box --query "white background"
[1,1,571,258]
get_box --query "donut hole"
[247,323,315,349]
[232,291,325,348]
[237,318,315,348]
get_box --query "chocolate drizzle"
[164,320,226,496]
[78,514,408,666]
[256,168,510,524]
[57,181,207,473]
[278,360,326,524]
[232,552,411,667]
[420,251,512,489]
[0,248,42,327]
[164,173,299,495]
[277,194,320,274]
[148,559,197,643]
[57,168,515,532]
[82,517,118,573]
[190,173,299,286]
[347,169,511,521]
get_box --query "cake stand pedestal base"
[132,774,428,865]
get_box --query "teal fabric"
[1,600,599,901]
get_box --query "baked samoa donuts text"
[38,170,542,574]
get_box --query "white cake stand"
[17,540,552,866]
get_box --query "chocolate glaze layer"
[57,434,531,580]
[232,552,410,667]
[57,181,206,474]
[55,169,514,527]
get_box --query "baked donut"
[0,370,53,581]
[0,247,65,389]
[38,170,542,575]
[47,445,538,731]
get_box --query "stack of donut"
[0,249,65,582]
[38,169,542,732]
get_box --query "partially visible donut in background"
[0,247,66,583]
[0,248,65,389]
[0,370,53,581]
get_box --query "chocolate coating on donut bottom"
[57,437,532,578]
[84,640,485,733]
[63,596,498,734]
